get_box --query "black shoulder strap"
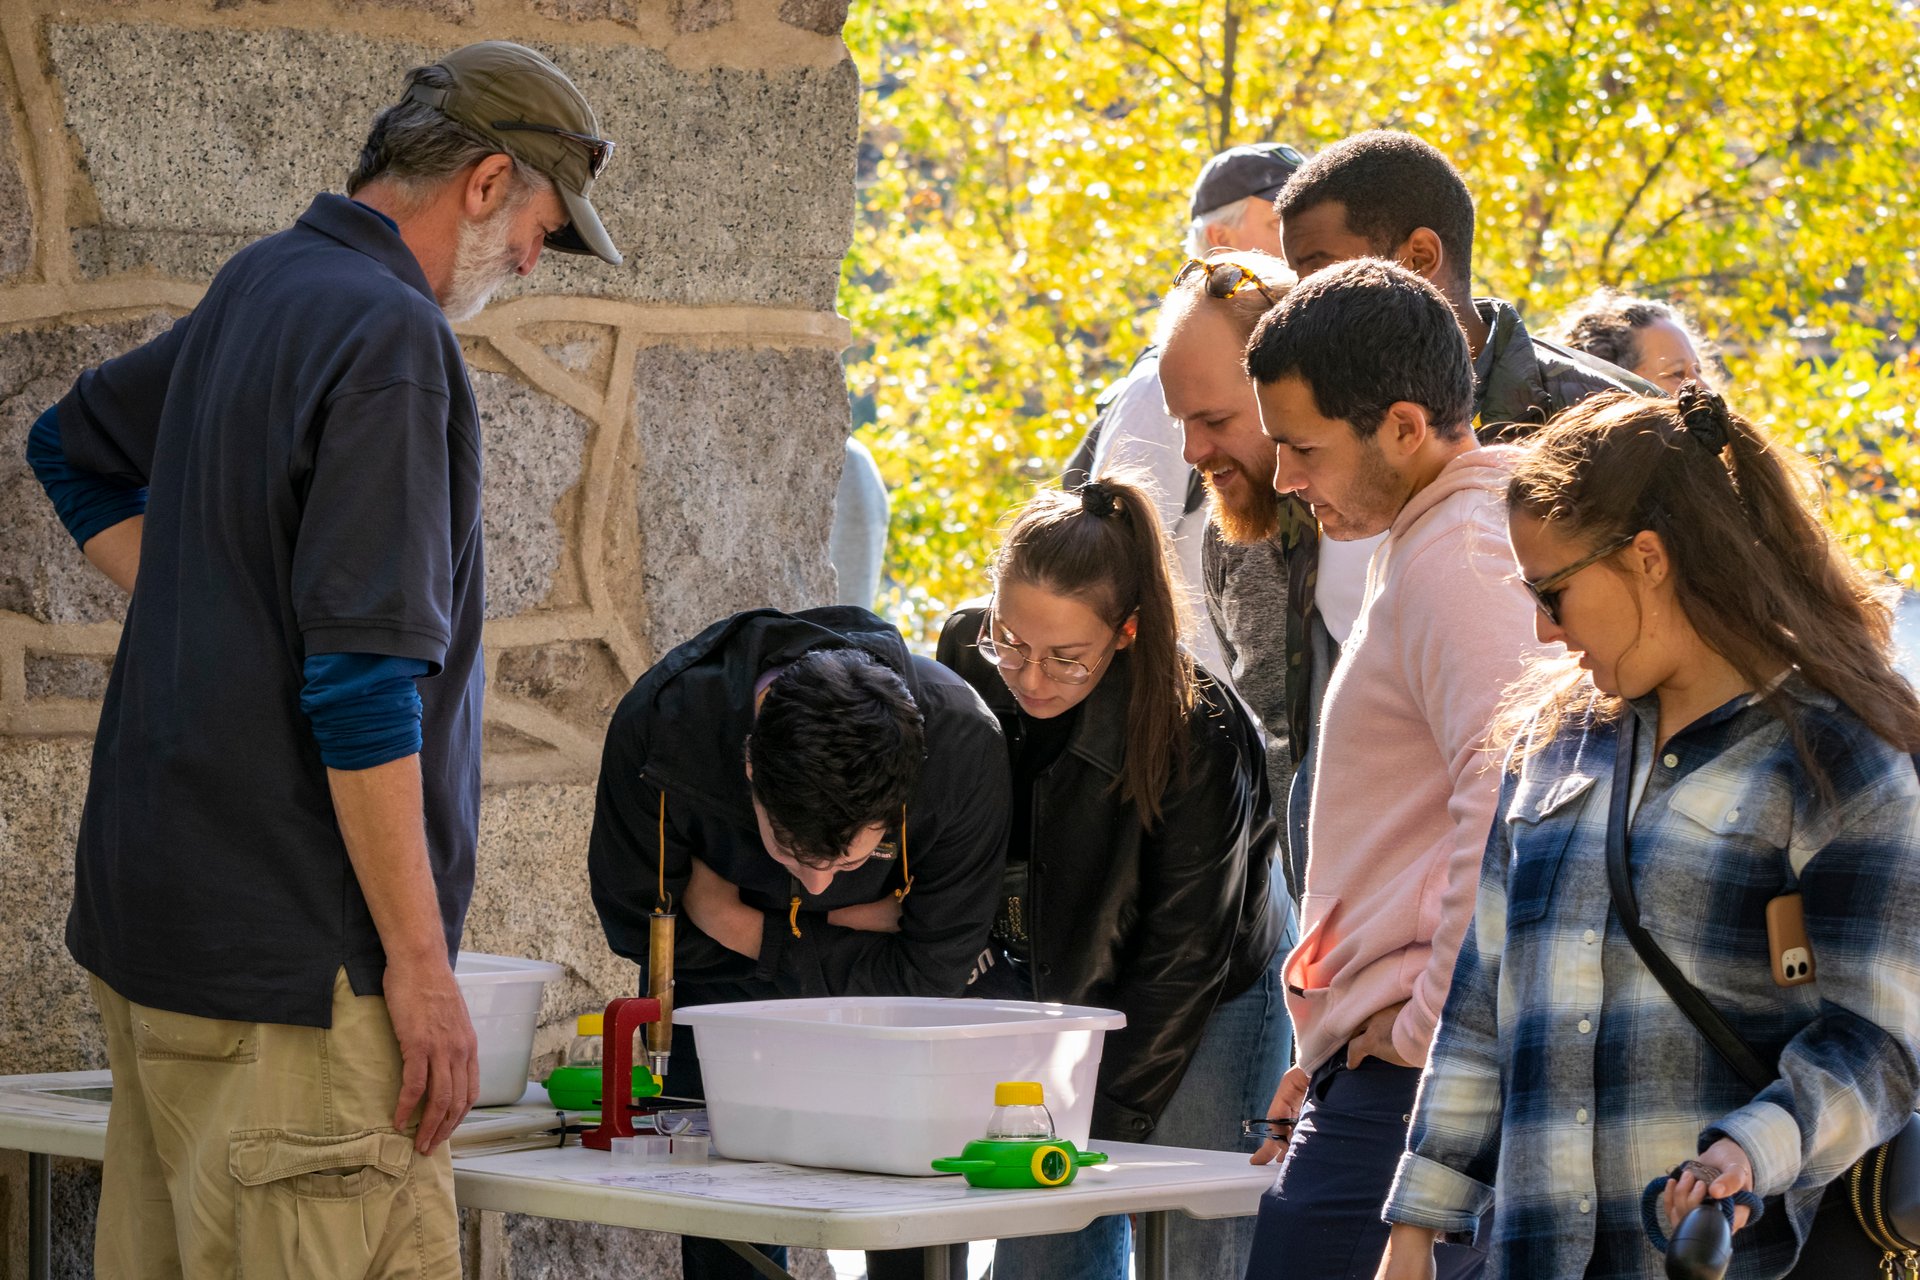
[1605,722,1776,1094]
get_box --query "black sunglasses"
[491,120,616,180]
[1522,534,1635,625]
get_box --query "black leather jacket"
[937,606,1285,1141]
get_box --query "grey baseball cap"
[1189,142,1307,219]
[403,41,621,265]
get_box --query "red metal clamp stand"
[579,996,663,1151]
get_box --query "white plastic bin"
[676,997,1125,1176]
[454,951,565,1106]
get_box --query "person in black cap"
[1063,141,1305,693]
[1184,141,1308,258]
[24,41,616,1278]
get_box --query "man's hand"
[1374,1224,1440,1280]
[827,897,903,933]
[1347,1000,1416,1070]
[683,857,764,959]
[1250,1065,1310,1165]
[383,955,479,1154]
[1663,1137,1757,1234]
[325,757,476,1156]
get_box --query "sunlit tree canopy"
[840,0,1920,644]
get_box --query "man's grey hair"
[348,63,551,212]
[1182,199,1248,259]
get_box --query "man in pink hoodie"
[1239,259,1549,1280]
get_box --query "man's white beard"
[440,203,521,322]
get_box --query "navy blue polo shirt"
[58,194,486,1027]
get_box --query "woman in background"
[1558,289,1719,394]
[937,473,1293,1280]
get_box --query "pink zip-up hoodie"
[1286,444,1553,1073]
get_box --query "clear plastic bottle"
[567,1013,605,1067]
[985,1081,1056,1140]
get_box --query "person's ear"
[1395,227,1445,284]
[1631,529,1672,588]
[1116,613,1139,650]
[1376,401,1432,462]
[463,153,517,219]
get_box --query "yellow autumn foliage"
[840,1,1920,644]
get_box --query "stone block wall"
[0,1,857,1275]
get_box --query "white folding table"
[0,1070,1273,1280]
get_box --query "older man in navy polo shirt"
[26,43,619,1278]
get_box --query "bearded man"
[24,41,618,1278]
[1156,249,1344,894]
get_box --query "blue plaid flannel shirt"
[1384,679,1920,1279]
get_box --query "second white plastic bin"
[454,951,566,1106]
[675,997,1126,1176]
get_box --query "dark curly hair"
[1555,289,1719,385]
[1244,257,1474,440]
[746,648,925,868]
[1275,130,1475,291]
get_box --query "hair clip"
[1079,480,1120,518]
[1675,381,1731,453]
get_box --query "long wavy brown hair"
[993,470,1197,825]
[1493,388,1920,787]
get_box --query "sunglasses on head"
[1521,533,1636,625]
[491,120,616,180]
[1174,257,1281,306]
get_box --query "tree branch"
[1217,0,1241,152]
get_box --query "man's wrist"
[382,938,454,973]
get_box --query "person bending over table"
[589,605,1011,1280]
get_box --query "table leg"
[718,1239,796,1280]
[29,1151,51,1280]
[1136,1210,1170,1280]
[919,1242,966,1280]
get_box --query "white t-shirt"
[1316,530,1387,645]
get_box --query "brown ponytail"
[1496,386,1920,788]
[993,469,1196,825]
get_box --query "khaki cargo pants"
[90,969,459,1279]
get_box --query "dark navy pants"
[1244,1056,1487,1280]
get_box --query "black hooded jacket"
[589,607,1010,1000]
[938,606,1285,1140]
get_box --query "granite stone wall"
[0,1,857,1275]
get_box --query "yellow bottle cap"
[995,1081,1044,1106]
[577,1013,603,1036]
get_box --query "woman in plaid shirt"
[1375,386,1920,1279]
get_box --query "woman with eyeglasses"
[934,472,1293,1280]
[1375,386,1920,1280]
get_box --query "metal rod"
[718,1239,795,1280]
[1137,1210,1170,1280]
[646,911,675,1079]
[29,1150,51,1280]
[920,1242,964,1280]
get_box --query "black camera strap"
[1604,719,1775,1093]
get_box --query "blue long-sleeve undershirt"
[300,652,432,771]
[26,404,147,547]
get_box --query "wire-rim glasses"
[491,120,616,180]
[973,613,1121,686]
